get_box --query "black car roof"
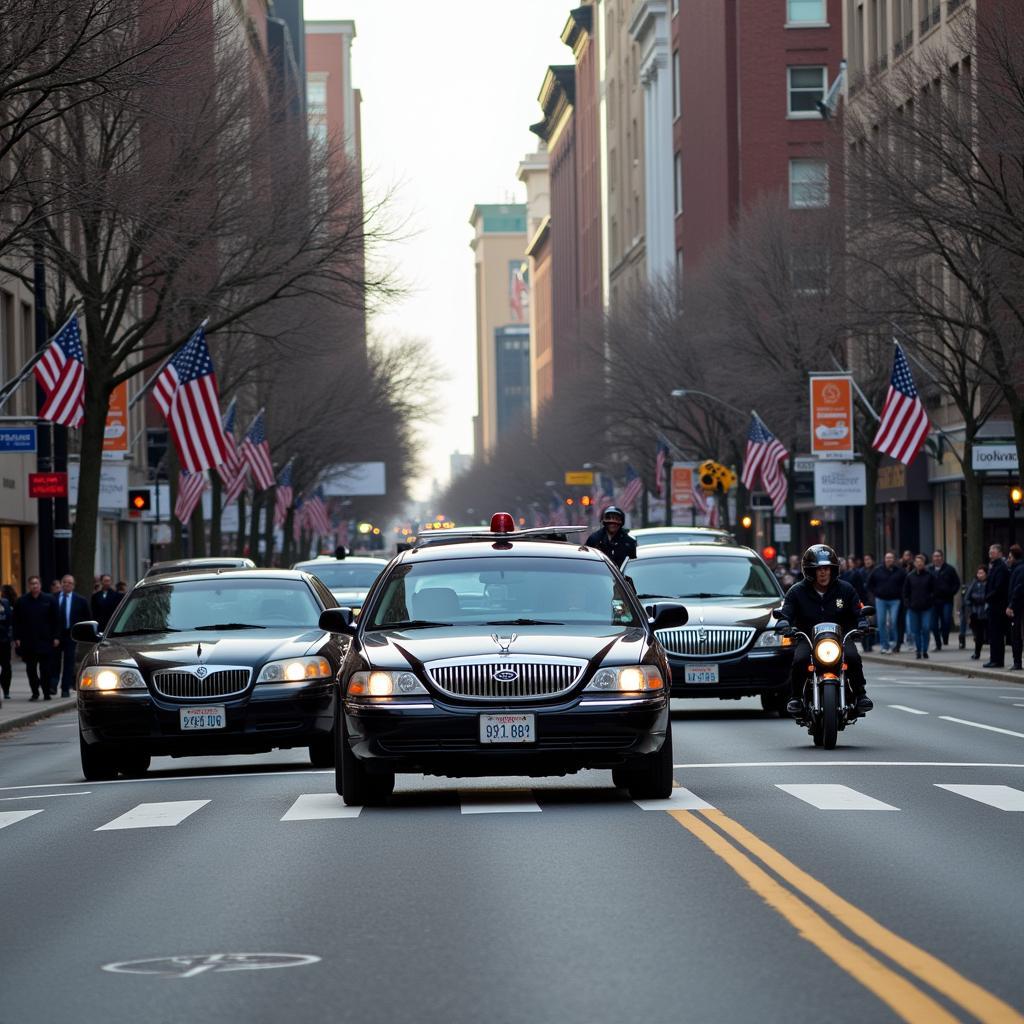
[395,539,610,565]
[629,541,762,558]
[134,568,312,589]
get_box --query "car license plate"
[684,664,720,684]
[479,713,535,744]
[180,706,226,730]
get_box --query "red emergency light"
[490,512,515,534]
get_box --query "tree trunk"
[167,447,183,559]
[263,489,276,566]
[248,490,263,563]
[862,450,880,560]
[283,508,294,565]
[962,439,984,580]
[235,492,247,557]
[209,473,222,556]
[70,371,111,592]
[189,501,207,557]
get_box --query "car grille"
[656,626,756,658]
[426,658,585,701]
[151,667,252,699]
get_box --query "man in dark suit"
[1007,544,1024,671]
[984,543,1010,668]
[13,576,59,700]
[55,574,91,697]
[91,574,122,632]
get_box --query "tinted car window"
[366,556,637,628]
[109,579,322,633]
[298,563,384,589]
[630,554,781,599]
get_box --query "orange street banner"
[671,465,694,520]
[809,375,853,460]
[103,381,129,453]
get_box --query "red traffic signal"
[762,545,777,562]
[128,488,151,512]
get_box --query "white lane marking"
[939,716,1024,740]
[634,787,714,811]
[95,800,210,831]
[1013,704,1024,709]
[459,791,542,814]
[775,784,899,810]
[0,809,44,829]
[888,705,929,715]
[675,761,1024,769]
[935,784,1024,811]
[0,768,332,793]
[0,792,90,802]
[281,794,362,821]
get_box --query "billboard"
[809,375,854,460]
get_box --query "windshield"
[108,579,322,634]
[365,556,638,628]
[629,554,781,599]
[298,563,385,590]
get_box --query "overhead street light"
[670,388,748,419]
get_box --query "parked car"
[74,569,345,779]
[145,557,256,578]
[622,542,793,713]
[630,527,735,548]
[291,556,388,614]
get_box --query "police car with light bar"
[318,512,689,805]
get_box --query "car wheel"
[626,728,674,800]
[611,766,632,789]
[309,732,335,768]
[760,692,787,716]
[118,753,151,777]
[337,718,393,806]
[80,732,117,782]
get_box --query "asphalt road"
[3,666,1024,1024]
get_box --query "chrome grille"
[152,667,251,699]
[426,658,584,701]
[656,626,755,658]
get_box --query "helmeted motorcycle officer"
[586,505,637,569]
[781,544,873,717]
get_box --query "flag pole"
[128,317,210,411]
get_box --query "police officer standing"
[586,506,637,569]
[782,545,873,717]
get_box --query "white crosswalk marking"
[0,809,44,829]
[888,705,928,715]
[459,791,541,814]
[95,800,210,831]
[935,784,1024,811]
[776,784,899,811]
[281,794,362,821]
[633,787,714,811]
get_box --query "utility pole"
[664,454,674,526]
[32,234,54,588]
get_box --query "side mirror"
[770,607,785,620]
[773,619,791,633]
[71,620,100,644]
[319,608,356,635]
[860,605,875,618]
[650,604,689,631]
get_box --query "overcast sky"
[304,1,572,503]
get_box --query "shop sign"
[28,472,68,498]
[103,381,130,454]
[875,456,931,502]
[0,427,36,452]
[972,445,1018,472]
[813,461,866,506]
[809,375,854,459]
[671,466,695,520]
[564,471,594,486]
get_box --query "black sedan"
[318,516,689,805]
[622,542,794,713]
[74,569,345,779]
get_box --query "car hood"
[87,629,327,671]
[652,597,777,629]
[358,624,649,670]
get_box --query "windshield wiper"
[193,623,268,631]
[369,620,452,631]
[485,618,564,626]
[111,627,181,636]
[679,593,731,599]
[636,593,671,600]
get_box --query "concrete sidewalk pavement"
[862,640,1024,684]
[0,661,76,733]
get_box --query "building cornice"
[526,215,552,258]
[561,6,593,58]
[305,20,356,38]
[533,65,575,145]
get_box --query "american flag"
[218,398,248,503]
[174,469,207,525]
[618,464,643,513]
[153,325,231,472]
[303,487,331,538]
[239,410,275,490]
[872,342,931,465]
[273,459,294,528]
[34,315,85,427]
[741,415,789,516]
[654,437,670,497]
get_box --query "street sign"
[564,471,594,486]
[813,461,866,505]
[0,427,36,452]
[809,375,854,460]
[54,528,72,539]
[28,472,68,498]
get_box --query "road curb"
[862,653,1024,685]
[0,698,76,735]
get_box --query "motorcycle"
[772,608,873,750]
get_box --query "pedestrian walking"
[867,551,906,653]
[928,549,960,651]
[903,554,935,659]
[91,573,122,631]
[12,576,59,699]
[859,554,876,651]
[1007,544,1024,671]
[0,584,12,703]
[983,543,1010,668]
[964,566,989,660]
[897,549,914,649]
[55,574,90,697]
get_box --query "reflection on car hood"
[658,598,777,628]
[360,625,648,669]
[87,629,326,671]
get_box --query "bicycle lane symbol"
[102,953,321,978]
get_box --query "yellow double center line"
[669,808,1024,1024]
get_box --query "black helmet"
[601,505,626,524]
[801,544,840,582]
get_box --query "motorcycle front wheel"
[821,685,839,749]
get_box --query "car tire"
[80,733,117,782]
[309,732,335,768]
[626,727,674,800]
[337,718,393,806]
[611,766,632,789]
[118,753,151,777]
[760,692,788,716]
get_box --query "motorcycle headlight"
[814,638,843,665]
[346,670,428,698]
[257,657,333,683]
[583,665,665,693]
[79,666,146,691]
[754,631,793,648]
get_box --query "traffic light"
[128,488,151,512]
[740,515,753,530]
[1012,485,1023,511]
[698,460,737,494]
[581,495,592,507]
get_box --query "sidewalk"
[862,640,1024,685]
[0,661,76,734]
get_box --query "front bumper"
[343,694,669,777]
[668,647,793,698]
[78,682,334,756]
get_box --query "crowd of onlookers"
[773,544,1024,670]
[0,574,127,706]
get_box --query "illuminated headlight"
[257,657,333,683]
[583,665,665,693]
[79,666,146,691]
[754,631,793,648]
[346,670,428,698]
[814,638,843,665]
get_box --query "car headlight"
[814,638,843,665]
[583,665,665,693]
[754,631,794,648]
[79,666,146,691]
[347,670,428,698]
[257,657,333,683]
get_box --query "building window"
[674,153,683,214]
[672,50,680,120]
[306,78,327,116]
[789,158,829,208]
[787,0,826,24]
[672,0,679,14]
[788,66,827,117]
